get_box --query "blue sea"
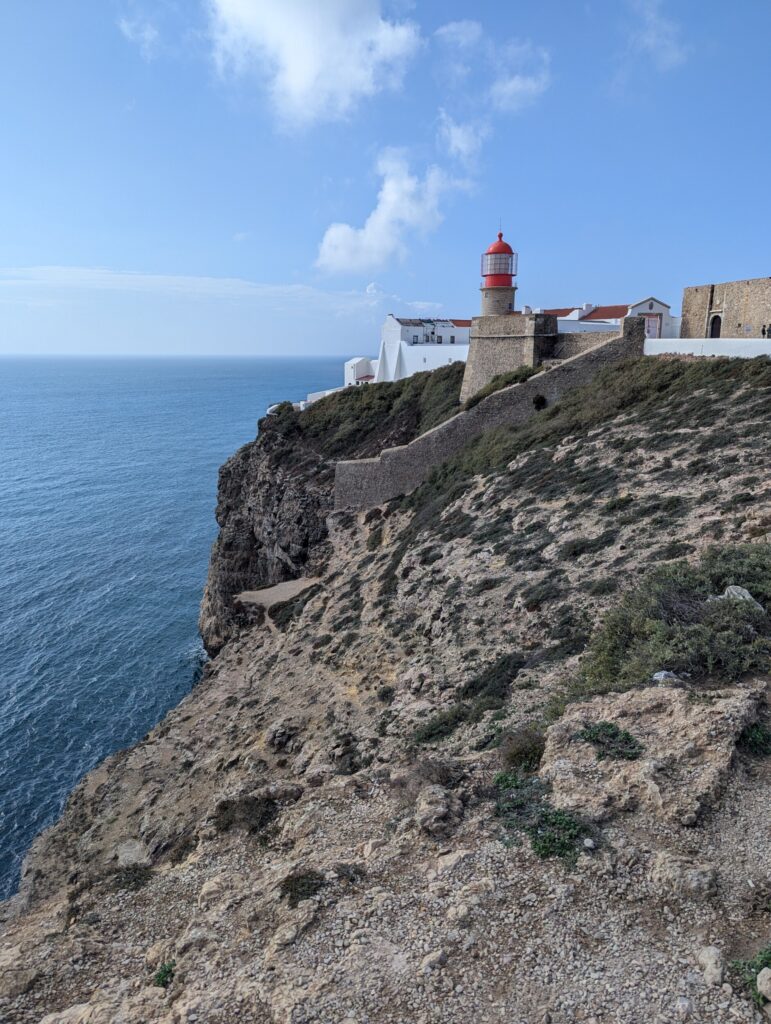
[0,358,342,899]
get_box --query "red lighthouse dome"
[481,231,517,288]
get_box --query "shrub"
[732,944,771,1006]
[413,704,469,744]
[279,870,327,907]
[376,684,396,704]
[577,721,643,760]
[499,725,546,772]
[738,722,771,756]
[213,795,278,834]
[558,531,618,560]
[153,961,176,989]
[464,365,540,410]
[580,545,771,695]
[110,865,152,891]
[494,771,588,862]
[269,584,322,630]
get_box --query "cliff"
[2,356,771,1024]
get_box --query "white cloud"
[434,20,483,49]
[627,0,688,71]
[118,17,160,60]
[488,42,551,112]
[437,109,489,163]
[0,266,388,318]
[207,0,421,127]
[316,149,459,274]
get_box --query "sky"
[1,0,771,357]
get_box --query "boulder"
[539,684,759,825]
[650,852,717,897]
[697,945,723,986]
[415,785,463,837]
[757,967,771,1002]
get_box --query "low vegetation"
[732,944,771,1006]
[267,361,464,460]
[153,961,176,989]
[577,721,643,761]
[579,545,771,696]
[738,722,771,756]
[464,365,540,411]
[494,771,589,863]
[413,653,523,744]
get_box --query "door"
[709,315,722,338]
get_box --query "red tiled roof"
[581,304,629,321]
[543,307,578,317]
[356,374,375,381]
[450,319,471,327]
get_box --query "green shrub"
[578,721,643,760]
[494,771,588,862]
[460,652,523,702]
[580,545,771,695]
[153,961,176,989]
[464,365,540,410]
[738,722,771,756]
[732,944,771,1006]
[413,704,469,744]
[376,684,396,704]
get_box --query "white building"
[533,298,681,338]
[344,315,471,388]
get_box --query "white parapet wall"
[645,338,771,358]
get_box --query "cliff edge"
[2,357,771,1024]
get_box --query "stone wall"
[551,332,618,360]
[334,318,646,510]
[459,314,557,404]
[681,278,771,339]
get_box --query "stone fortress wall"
[458,314,617,404]
[681,277,771,339]
[334,318,646,510]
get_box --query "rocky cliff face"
[3,357,771,1024]
[198,425,333,654]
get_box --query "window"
[437,335,443,343]
[450,335,455,344]
[412,334,419,343]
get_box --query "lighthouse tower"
[480,231,518,316]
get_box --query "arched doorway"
[709,315,722,338]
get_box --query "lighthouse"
[480,231,518,316]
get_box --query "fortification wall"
[551,332,617,360]
[459,313,557,404]
[334,319,646,510]
[681,278,771,338]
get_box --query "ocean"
[0,357,343,899]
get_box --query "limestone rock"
[415,785,463,837]
[650,852,717,897]
[757,967,771,1002]
[696,945,723,986]
[539,685,759,824]
[115,839,150,868]
[197,876,226,910]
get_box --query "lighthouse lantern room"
[480,231,518,316]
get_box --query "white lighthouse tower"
[480,231,518,316]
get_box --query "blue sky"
[1,0,770,357]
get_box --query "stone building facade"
[681,277,771,339]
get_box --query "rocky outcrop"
[199,423,334,653]
[540,684,762,825]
